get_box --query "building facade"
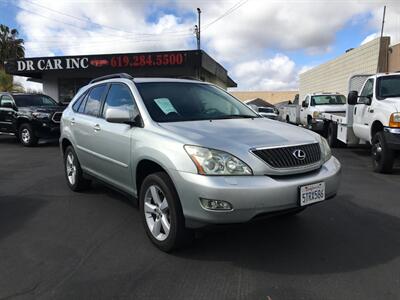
[299,37,400,101]
[5,50,236,103]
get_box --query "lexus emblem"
[292,149,306,160]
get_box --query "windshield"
[311,95,346,105]
[13,95,58,107]
[258,107,274,113]
[136,82,259,122]
[377,76,400,99]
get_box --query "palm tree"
[0,68,23,92]
[0,24,25,69]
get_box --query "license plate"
[300,182,325,206]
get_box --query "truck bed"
[321,111,347,124]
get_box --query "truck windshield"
[311,95,346,105]
[377,76,400,99]
[136,82,259,122]
[13,95,58,107]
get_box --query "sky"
[0,0,399,92]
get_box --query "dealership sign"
[5,51,197,75]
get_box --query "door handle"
[70,118,75,125]
[369,109,374,113]
[354,107,357,115]
[93,124,101,132]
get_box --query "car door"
[0,95,17,133]
[299,96,309,125]
[353,78,374,141]
[91,83,137,193]
[73,84,107,174]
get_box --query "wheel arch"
[61,138,73,154]
[135,159,172,196]
[371,120,384,141]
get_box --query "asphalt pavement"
[0,135,399,300]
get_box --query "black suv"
[0,92,65,146]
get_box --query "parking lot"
[0,135,399,300]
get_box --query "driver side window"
[360,79,374,98]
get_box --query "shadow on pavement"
[177,195,400,275]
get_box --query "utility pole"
[196,8,201,50]
[377,5,386,73]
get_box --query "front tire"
[139,172,192,252]
[371,131,394,173]
[64,146,91,191]
[327,122,339,148]
[19,123,38,147]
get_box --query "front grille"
[252,143,321,169]
[52,112,62,123]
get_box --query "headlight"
[184,145,253,175]
[32,112,51,119]
[318,136,332,163]
[389,112,400,128]
[313,111,320,118]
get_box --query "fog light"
[200,198,233,211]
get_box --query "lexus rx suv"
[60,73,341,251]
[0,92,65,146]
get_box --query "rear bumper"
[384,127,400,151]
[170,156,341,228]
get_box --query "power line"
[4,0,192,37]
[21,0,191,36]
[203,0,250,30]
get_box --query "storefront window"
[58,78,90,103]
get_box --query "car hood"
[159,118,319,150]
[315,104,346,112]
[382,98,400,112]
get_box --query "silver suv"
[60,73,341,251]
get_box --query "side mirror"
[301,101,308,108]
[347,91,358,105]
[105,107,140,126]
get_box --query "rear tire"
[64,146,91,191]
[371,131,394,173]
[19,123,38,147]
[327,122,339,148]
[139,172,192,252]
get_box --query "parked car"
[247,104,279,120]
[0,92,65,146]
[60,73,341,251]
[258,106,279,120]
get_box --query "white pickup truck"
[280,93,346,132]
[321,73,400,173]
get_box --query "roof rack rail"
[90,73,133,84]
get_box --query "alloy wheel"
[66,152,77,185]
[21,128,30,144]
[144,185,171,241]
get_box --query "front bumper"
[171,156,341,228]
[309,118,325,132]
[384,127,400,151]
[32,120,60,138]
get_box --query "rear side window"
[84,85,106,117]
[0,95,14,107]
[72,91,87,112]
[102,84,137,118]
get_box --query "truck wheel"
[19,123,38,147]
[327,122,339,148]
[64,146,91,191]
[371,132,394,173]
[139,172,193,252]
